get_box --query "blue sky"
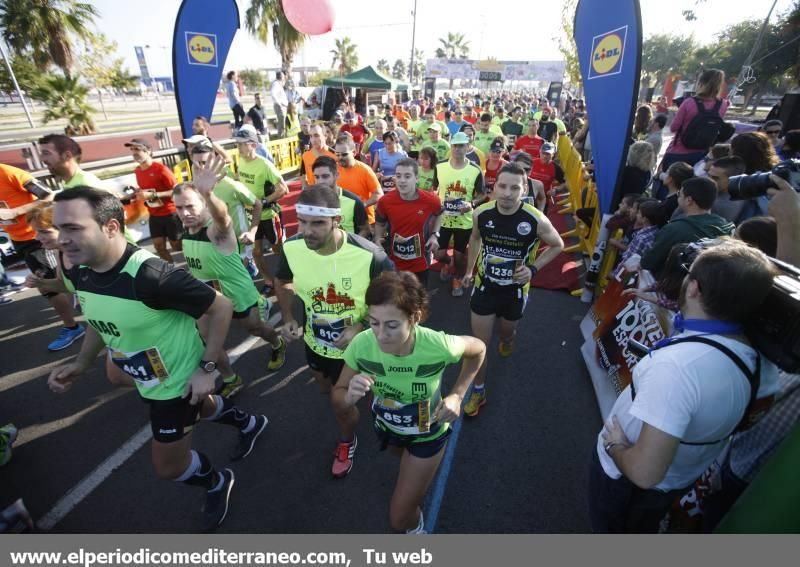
[86,0,794,78]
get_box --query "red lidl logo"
[185,32,218,67]
[588,26,627,80]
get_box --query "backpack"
[631,336,773,445]
[679,97,724,150]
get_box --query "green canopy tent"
[322,66,410,91]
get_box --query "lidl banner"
[574,0,642,216]
[172,0,240,137]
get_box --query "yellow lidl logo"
[588,26,627,80]
[186,32,218,67]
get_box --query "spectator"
[759,119,783,151]
[605,193,640,242]
[735,216,778,257]
[619,199,666,264]
[246,92,268,136]
[632,104,653,141]
[284,101,301,140]
[661,69,729,171]
[641,177,735,275]
[270,71,289,138]
[623,242,692,312]
[225,70,245,128]
[590,239,780,533]
[730,131,779,174]
[694,143,732,177]
[619,141,654,196]
[657,161,694,212]
[777,129,800,161]
[645,114,667,161]
[707,156,767,224]
[297,117,312,154]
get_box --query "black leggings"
[232,103,245,128]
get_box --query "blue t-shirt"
[225,81,239,108]
[377,147,408,177]
[447,121,462,137]
[369,140,385,163]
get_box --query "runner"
[48,186,268,531]
[458,124,487,170]
[510,152,547,211]
[301,123,337,187]
[461,163,564,417]
[126,138,183,263]
[474,113,503,156]
[38,134,114,191]
[274,185,395,477]
[334,132,383,228]
[190,140,261,278]
[434,131,485,297]
[233,128,289,295]
[425,124,451,163]
[334,271,485,532]
[373,158,443,286]
[311,156,370,237]
[529,143,567,205]
[372,131,409,191]
[416,147,438,192]
[174,155,287,398]
[513,118,545,160]
[484,138,509,195]
[0,163,85,351]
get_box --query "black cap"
[489,139,505,152]
[124,138,151,151]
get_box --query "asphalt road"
[0,249,600,534]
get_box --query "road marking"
[259,365,309,397]
[0,354,77,394]
[0,320,63,342]
[36,330,271,531]
[423,415,465,534]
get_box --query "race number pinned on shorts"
[443,198,464,215]
[372,397,431,435]
[110,347,170,388]
[392,233,422,261]
[311,314,352,350]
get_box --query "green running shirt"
[343,326,466,442]
[63,245,214,400]
[276,231,395,359]
[213,177,256,240]
[182,220,262,314]
[435,161,484,230]
[237,155,283,221]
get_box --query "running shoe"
[451,278,464,297]
[498,339,514,357]
[331,434,358,478]
[260,283,274,297]
[463,388,486,417]
[47,325,86,352]
[0,499,34,533]
[406,511,426,534]
[218,375,244,398]
[0,277,24,292]
[231,415,268,461]
[0,295,12,306]
[267,337,286,371]
[244,257,258,279]
[438,263,452,282]
[0,424,18,467]
[201,468,235,532]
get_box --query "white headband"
[296,204,341,217]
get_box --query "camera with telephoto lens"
[728,159,800,201]
[679,239,800,373]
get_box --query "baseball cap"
[511,150,532,164]
[427,123,440,133]
[542,142,556,154]
[124,138,151,151]
[489,139,504,153]
[459,123,475,133]
[233,128,259,143]
[344,111,356,120]
[190,138,214,154]
[451,132,470,145]
[183,134,208,145]
[334,110,344,118]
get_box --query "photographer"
[588,239,780,533]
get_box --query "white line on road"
[36,328,274,531]
[259,365,309,397]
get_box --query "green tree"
[410,49,425,83]
[330,37,359,75]
[641,34,699,87]
[245,0,306,84]
[437,32,470,59]
[108,66,140,102]
[75,32,127,119]
[557,0,581,91]
[238,69,265,91]
[0,51,44,94]
[0,0,99,77]
[29,74,96,134]
[392,59,406,80]
[377,59,390,75]
[306,70,335,87]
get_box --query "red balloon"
[282,0,335,36]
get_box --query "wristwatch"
[199,360,217,373]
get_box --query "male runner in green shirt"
[174,154,287,397]
[48,187,268,531]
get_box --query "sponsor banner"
[172,0,240,137]
[425,59,566,83]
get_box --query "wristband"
[529,265,539,277]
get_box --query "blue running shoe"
[244,257,258,279]
[47,325,86,352]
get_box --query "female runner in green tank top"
[333,271,485,533]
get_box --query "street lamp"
[0,41,35,128]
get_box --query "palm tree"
[437,32,470,60]
[245,0,306,84]
[410,49,425,83]
[30,74,96,134]
[392,59,406,80]
[330,37,359,76]
[377,59,390,75]
[0,0,99,77]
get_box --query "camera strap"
[631,335,760,446]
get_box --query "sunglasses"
[766,130,781,135]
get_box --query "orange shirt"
[0,163,38,242]
[393,108,411,129]
[337,161,380,223]
[302,147,336,185]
